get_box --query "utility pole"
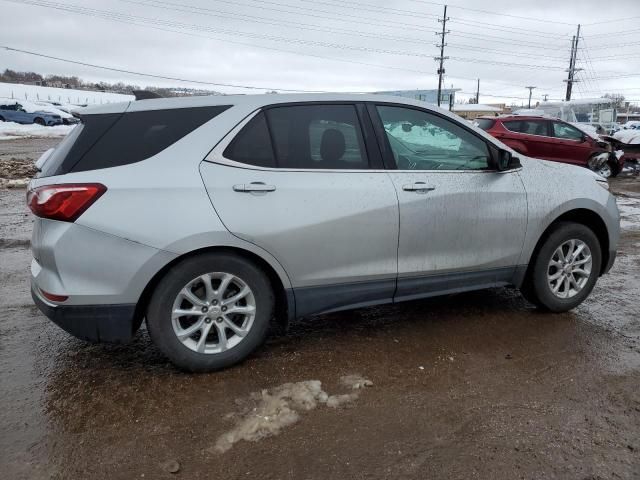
[475,78,480,104]
[564,24,582,101]
[435,5,449,107]
[542,94,549,102]
[525,86,536,109]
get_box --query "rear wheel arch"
[132,246,290,335]
[525,208,610,280]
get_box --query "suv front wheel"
[521,222,601,312]
[146,252,274,372]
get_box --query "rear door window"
[503,120,549,137]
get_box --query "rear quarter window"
[41,105,231,176]
[474,118,495,131]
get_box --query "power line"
[583,27,640,37]
[406,0,576,26]
[0,45,327,91]
[10,0,440,58]
[447,31,569,50]
[448,56,565,71]
[584,15,640,26]
[449,18,571,40]
[118,0,431,45]
[447,43,568,62]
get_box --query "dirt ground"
[1,138,639,479]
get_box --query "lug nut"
[212,300,218,305]
[204,317,211,323]
[216,317,223,323]
[201,306,208,313]
[221,306,227,312]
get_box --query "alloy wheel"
[547,239,593,299]
[171,272,256,354]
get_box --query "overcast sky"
[1,0,639,105]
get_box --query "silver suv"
[28,94,620,371]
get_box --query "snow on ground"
[613,129,640,145]
[0,82,133,106]
[617,197,640,231]
[213,375,372,453]
[0,121,75,140]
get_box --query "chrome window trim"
[204,107,513,175]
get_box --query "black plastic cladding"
[40,105,231,177]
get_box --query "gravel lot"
[1,138,639,479]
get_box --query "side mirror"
[401,123,412,132]
[496,149,521,171]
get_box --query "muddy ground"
[1,138,639,479]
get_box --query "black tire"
[33,117,45,126]
[609,159,621,177]
[0,116,5,122]
[521,222,602,312]
[146,253,274,372]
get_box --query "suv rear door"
[200,103,399,316]
[369,104,527,301]
[500,119,554,159]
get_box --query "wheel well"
[132,246,290,334]
[526,209,610,280]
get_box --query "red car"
[476,115,622,177]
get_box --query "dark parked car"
[0,102,63,126]
[476,115,622,178]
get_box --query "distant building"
[374,88,460,108]
[617,111,640,123]
[451,104,502,120]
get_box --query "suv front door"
[501,119,554,160]
[548,121,593,166]
[200,103,399,316]
[370,104,527,301]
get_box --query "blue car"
[0,101,63,126]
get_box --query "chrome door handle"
[402,182,436,193]
[233,182,276,193]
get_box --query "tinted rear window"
[474,118,495,130]
[40,105,231,176]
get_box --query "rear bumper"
[31,285,136,343]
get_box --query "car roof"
[478,115,554,121]
[78,92,439,115]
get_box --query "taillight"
[27,183,106,222]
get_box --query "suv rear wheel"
[146,253,274,372]
[521,222,601,312]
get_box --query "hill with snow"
[0,82,133,107]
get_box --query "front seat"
[320,128,346,168]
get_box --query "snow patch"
[213,375,372,453]
[617,197,640,231]
[0,121,75,140]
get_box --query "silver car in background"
[27,94,620,371]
